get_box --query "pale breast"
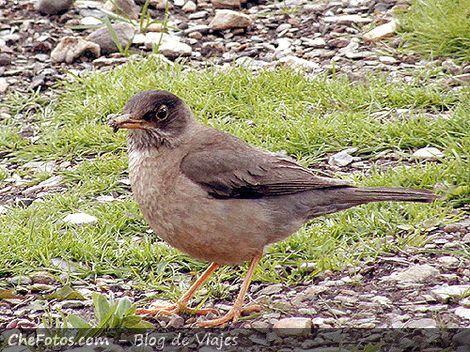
[127,147,278,264]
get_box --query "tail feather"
[344,187,437,204]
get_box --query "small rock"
[209,10,252,31]
[442,59,462,75]
[30,283,54,292]
[273,317,312,337]
[211,0,240,9]
[108,0,140,19]
[80,16,103,26]
[0,77,9,94]
[278,55,319,71]
[323,14,372,25]
[87,23,135,55]
[167,314,185,328]
[157,36,192,59]
[182,0,196,12]
[7,276,32,286]
[454,73,470,83]
[258,284,283,296]
[464,233,470,243]
[363,19,397,41]
[0,53,11,66]
[382,264,439,283]
[405,318,437,328]
[371,295,391,306]
[328,148,357,167]
[36,0,74,15]
[150,0,173,10]
[63,212,98,225]
[51,37,100,64]
[437,256,459,269]
[31,271,56,284]
[453,330,470,346]
[379,56,397,64]
[412,147,444,160]
[146,23,164,32]
[455,307,470,320]
[431,285,470,302]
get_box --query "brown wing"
[180,133,351,199]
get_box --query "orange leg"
[197,253,262,328]
[137,262,220,316]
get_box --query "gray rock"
[31,271,56,284]
[167,314,185,328]
[150,0,173,10]
[36,0,74,15]
[405,318,437,328]
[51,36,100,64]
[382,264,439,283]
[108,0,140,19]
[412,147,444,160]
[278,55,319,71]
[7,275,32,286]
[363,19,397,42]
[455,307,470,320]
[87,23,135,55]
[258,284,283,296]
[63,212,98,224]
[328,148,357,167]
[431,285,470,302]
[0,77,9,94]
[323,14,372,25]
[182,0,196,12]
[453,330,470,346]
[211,0,240,9]
[0,53,11,66]
[158,36,192,59]
[209,10,251,31]
[437,256,460,269]
[273,317,312,336]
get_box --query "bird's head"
[108,90,192,149]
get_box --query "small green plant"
[45,293,153,338]
[397,0,470,63]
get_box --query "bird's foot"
[196,304,261,328]
[136,302,218,317]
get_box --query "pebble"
[273,317,312,336]
[36,0,74,15]
[455,307,470,320]
[405,317,437,328]
[63,212,98,225]
[87,23,135,55]
[257,284,283,296]
[31,272,56,284]
[328,148,358,167]
[323,14,372,25]
[182,0,197,12]
[211,0,240,9]
[431,285,470,302]
[51,37,100,64]
[437,256,459,269]
[412,147,444,160]
[363,19,397,41]
[209,10,252,31]
[382,264,439,283]
[7,276,32,286]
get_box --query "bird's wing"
[180,135,351,199]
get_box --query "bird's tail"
[342,187,437,204]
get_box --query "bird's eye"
[156,105,169,120]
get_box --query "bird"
[108,90,436,327]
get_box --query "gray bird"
[108,90,436,327]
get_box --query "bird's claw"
[196,304,261,328]
[136,302,218,317]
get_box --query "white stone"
[323,15,372,25]
[412,147,444,160]
[437,256,459,269]
[431,285,470,302]
[273,318,312,336]
[155,35,192,58]
[382,264,439,283]
[0,77,8,94]
[379,56,397,64]
[209,10,251,31]
[405,318,437,328]
[363,19,398,41]
[63,212,98,225]
[328,149,356,167]
[182,0,196,12]
[80,16,103,26]
[174,0,184,6]
[51,36,100,64]
[211,0,240,9]
[372,295,392,306]
[455,307,470,320]
[278,55,319,71]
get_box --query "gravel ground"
[0,0,469,342]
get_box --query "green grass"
[397,0,470,63]
[0,58,468,300]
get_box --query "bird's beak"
[107,114,144,132]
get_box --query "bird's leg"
[137,262,220,316]
[197,253,262,328]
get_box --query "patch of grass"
[0,59,468,300]
[397,0,470,63]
